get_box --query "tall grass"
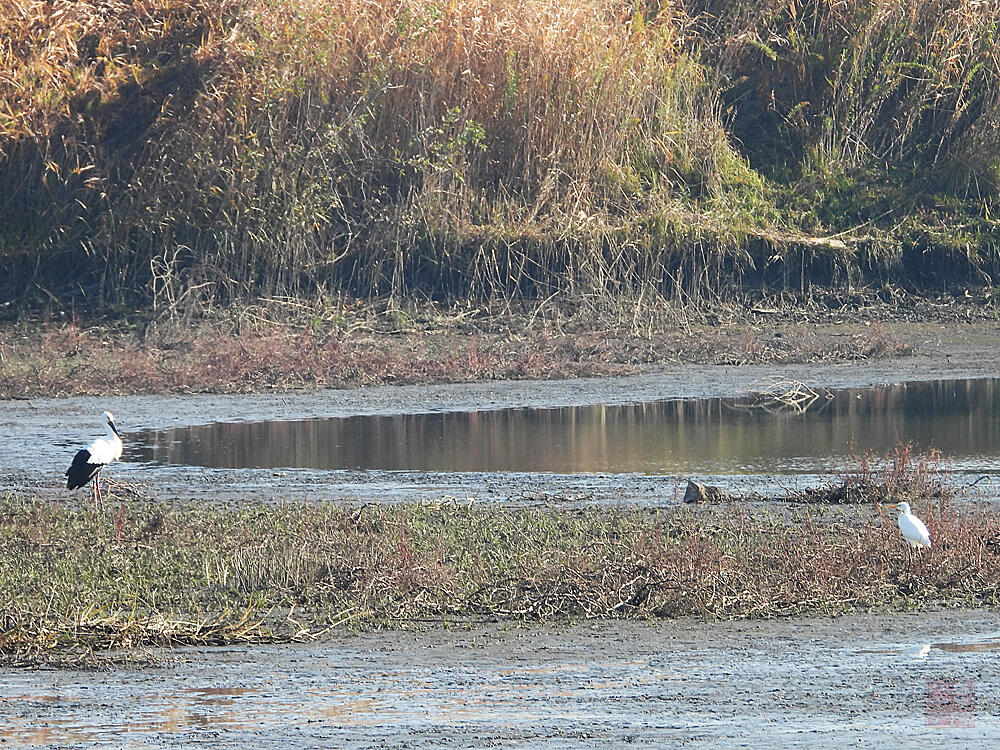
[0,0,764,311]
[695,0,1000,288]
[3,0,1000,312]
[701,0,1000,182]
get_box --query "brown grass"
[788,441,951,504]
[1,0,765,309]
[2,485,998,657]
[0,304,910,397]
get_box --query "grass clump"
[3,488,999,657]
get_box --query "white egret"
[66,411,123,509]
[886,501,931,549]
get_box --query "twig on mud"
[965,474,994,489]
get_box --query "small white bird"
[66,411,123,509]
[886,501,931,549]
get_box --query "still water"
[124,378,1000,475]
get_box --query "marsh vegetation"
[3,0,1000,316]
[3,447,997,660]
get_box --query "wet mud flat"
[3,610,998,749]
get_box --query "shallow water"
[4,613,999,749]
[124,378,1000,475]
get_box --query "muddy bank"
[3,610,998,748]
[0,306,914,400]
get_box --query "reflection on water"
[859,635,1000,658]
[125,378,1000,475]
[933,639,1000,654]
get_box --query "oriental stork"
[66,411,123,509]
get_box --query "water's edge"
[4,611,998,749]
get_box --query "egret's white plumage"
[67,411,123,508]
[888,501,931,549]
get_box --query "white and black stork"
[66,411,123,509]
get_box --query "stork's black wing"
[67,449,103,490]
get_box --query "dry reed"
[3,0,1000,313]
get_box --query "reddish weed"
[6,496,998,657]
[0,311,913,398]
[841,441,949,505]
